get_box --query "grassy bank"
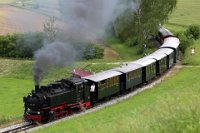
[183,39,200,65]
[33,67,200,133]
[104,37,144,61]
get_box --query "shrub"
[184,24,200,40]
[0,32,44,58]
[176,32,193,54]
[83,43,104,60]
[125,37,139,47]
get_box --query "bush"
[176,32,193,54]
[125,37,139,47]
[0,32,44,58]
[83,43,104,60]
[184,24,200,40]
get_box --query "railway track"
[0,122,35,133]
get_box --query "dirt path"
[96,40,120,60]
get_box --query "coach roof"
[130,57,156,67]
[145,52,167,60]
[161,37,180,49]
[84,69,122,82]
[115,63,142,73]
[156,48,174,55]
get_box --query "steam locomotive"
[23,26,180,123]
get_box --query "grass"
[104,37,143,61]
[0,58,118,125]
[183,39,200,65]
[165,0,200,32]
[33,67,200,133]
[0,78,33,125]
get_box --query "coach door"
[90,83,98,105]
[76,84,84,102]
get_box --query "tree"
[113,0,177,53]
[43,16,58,42]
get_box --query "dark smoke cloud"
[33,0,139,84]
[33,42,76,85]
[58,0,119,42]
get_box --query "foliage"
[176,32,193,54]
[83,43,104,60]
[184,24,200,40]
[113,0,177,49]
[0,33,44,58]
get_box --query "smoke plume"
[33,42,76,85]
[33,0,139,84]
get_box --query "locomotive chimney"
[35,85,40,92]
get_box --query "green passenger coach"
[115,64,143,92]
[130,58,157,83]
[84,70,122,102]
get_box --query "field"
[165,0,200,32]
[0,4,45,35]
[0,0,15,4]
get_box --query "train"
[23,26,180,123]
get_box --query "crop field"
[0,4,67,35]
[0,0,15,4]
[33,67,200,133]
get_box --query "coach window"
[101,80,106,88]
[108,78,111,87]
[115,76,119,85]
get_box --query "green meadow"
[165,0,200,32]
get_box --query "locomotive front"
[23,77,91,123]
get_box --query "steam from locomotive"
[33,42,76,85]
[33,0,139,85]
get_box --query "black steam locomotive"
[23,26,180,123]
